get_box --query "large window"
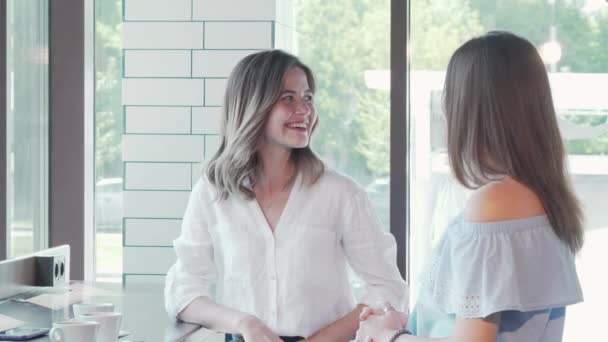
[6,0,49,258]
[94,0,123,282]
[296,0,392,230]
[295,0,391,298]
[409,1,608,340]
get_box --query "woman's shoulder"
[191,171,220,202]
[314,168,366,195]
[464,177,545,223]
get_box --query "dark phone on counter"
[0,327,50,341]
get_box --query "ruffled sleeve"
[420,214,583,318]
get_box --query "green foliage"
[295,0,390,179]
[563,115,608,155]
[355,91,391,175]
[468,0,608,154]
[410,0,483,70]
[468,0,607,73]
[297,0,482,177]
[95,0,122,178]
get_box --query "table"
[0,282,215,342]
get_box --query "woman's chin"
[287,140,309,149]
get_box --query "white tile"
[204,22,272,49]
[123,247,176,274]
[123,190,190,218]
[192,50,256,78]
[125,0,191,21]
[123,135,205,162]
[204,79,227,107]
[125,106,191,134]
[123,22,204,49]
[192,107,222,134]
[124,218,182,246]
[193,0,275,21]
[205,135,222,159]
[124,50,191,77]
[122,78,204,106]
[125,163,191,190]
[191,163,204,186]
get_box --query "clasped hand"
[352,305,408,342]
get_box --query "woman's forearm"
[398,335,448,342]
[307,304,366,341]
[177,296,252,334]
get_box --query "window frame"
[1,0,7,261]
[390,0,410,281]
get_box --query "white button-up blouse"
[164,169,407,337]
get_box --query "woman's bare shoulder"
[464,177,545,222]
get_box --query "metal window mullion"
[390,0,410,282]
[1,0,7,260]
[49,0,85,279]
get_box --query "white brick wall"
[204,78,228,106]
[124,50,191,78]
[122,0,293,277]
[192,50,257,77]
[123,191,191,218]
[204,22,273,49]
[125,106,191,134]
[193,0,276,21]
[123,135,205,162]
[122,78,205,106]
[125,0,191,21]
[123,22,204,49]
[124,218,182,246]
[192,107,222,134]
[125,163,191,190]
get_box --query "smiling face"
[262,67,316,151]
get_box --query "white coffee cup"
[75,312,122,342]
[73,302,114,317]
[49,320,99,342]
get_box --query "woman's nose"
[294,97,311,115]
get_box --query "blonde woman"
[164,50,407,342]
[354,31,583,342]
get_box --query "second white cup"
[75,312,122,342]
[73,302,114,317]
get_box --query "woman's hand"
[354,306,407,342]
[236,315,283,342]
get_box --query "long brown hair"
[444,31,584,253]
[206,50,324,200]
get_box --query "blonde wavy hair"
[206,50,324,200]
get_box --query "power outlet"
[35,255,66,287]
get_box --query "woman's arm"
[179,296,281,341]
[166,180,282,342]
[340,189,408,310]
[355,313,499,342]
[305,304,366,341]
[178,296,250,333]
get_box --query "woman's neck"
[256,144,295,193]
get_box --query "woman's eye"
[282,96,293,102]
[304,95,313,102]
